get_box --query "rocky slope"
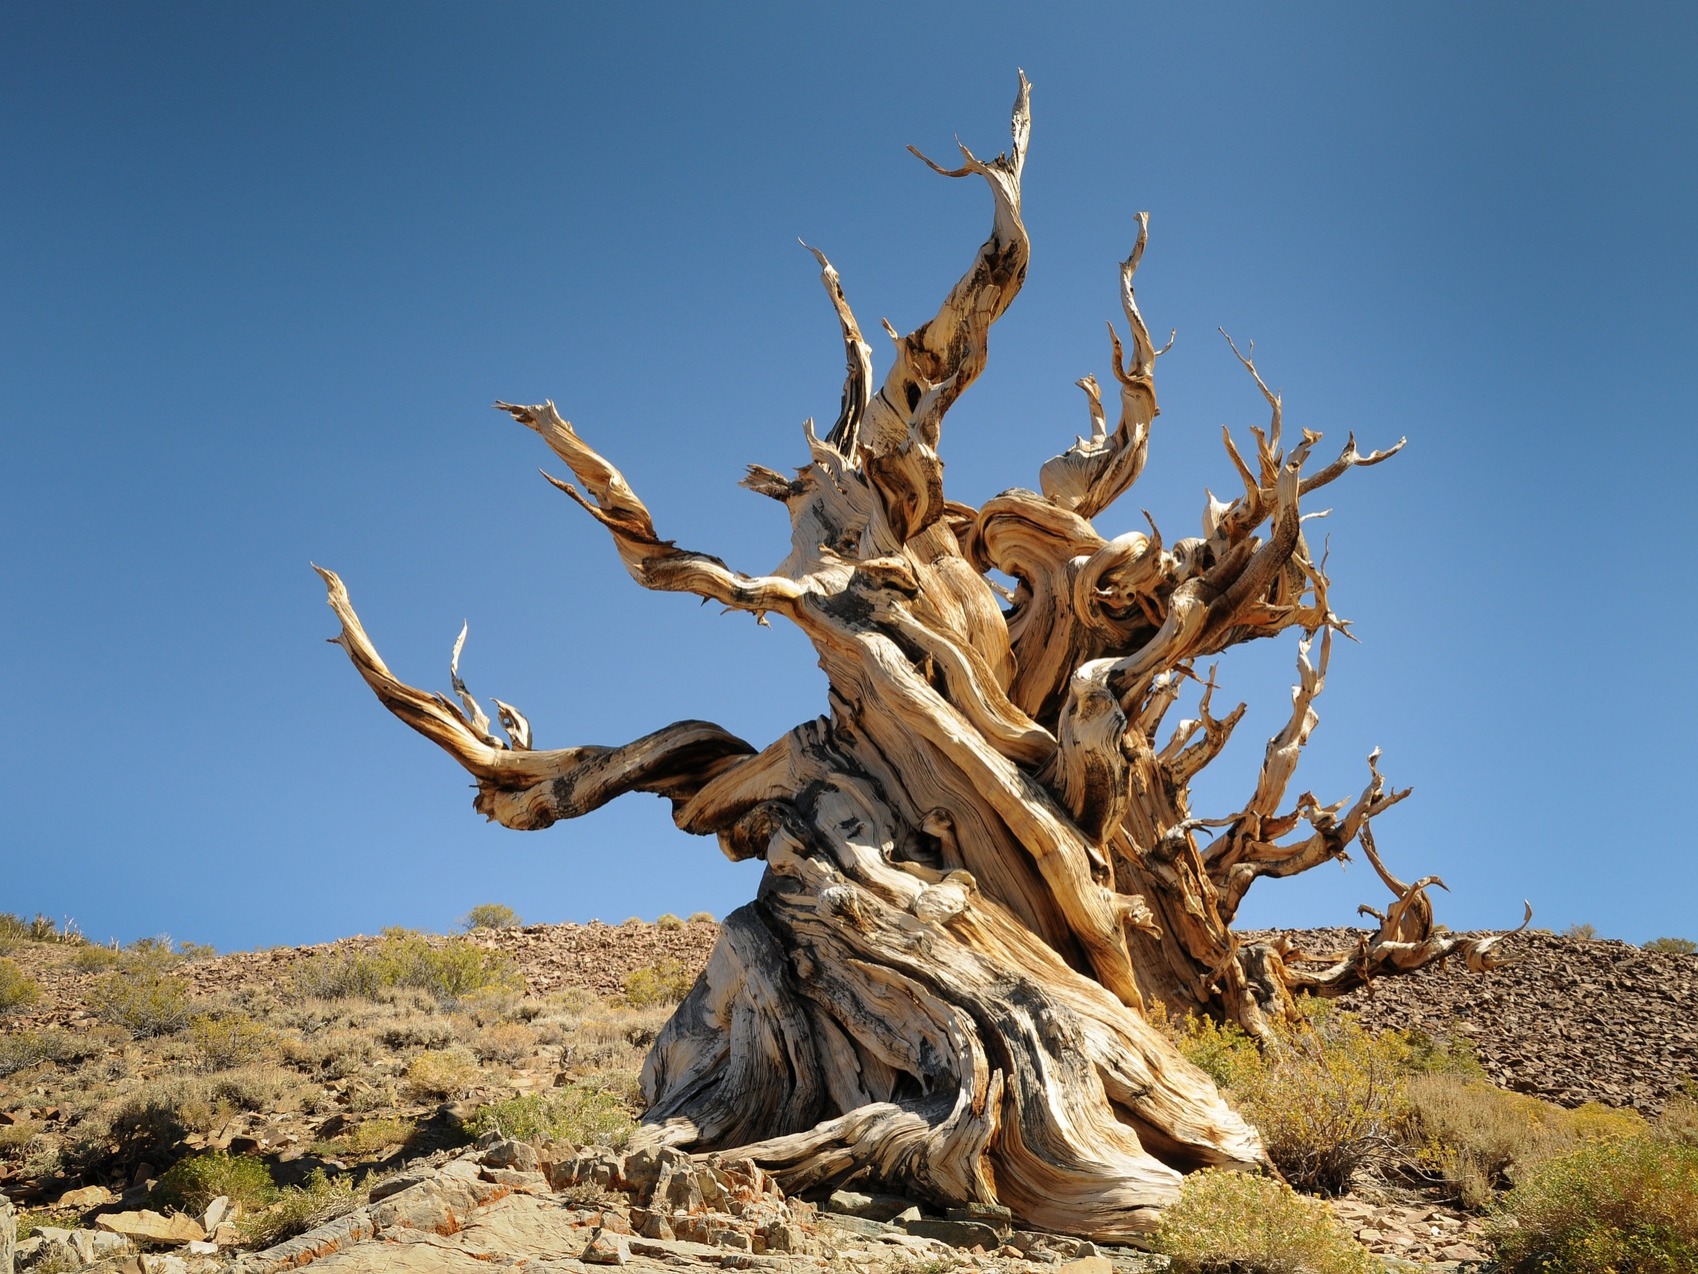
[3,919,1694,1273]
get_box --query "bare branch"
[497,400,805,619]
[317,565,756,830]
[859,73,1032,545]
[801,242,874,457]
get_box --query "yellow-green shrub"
[402,1047,480,1101]
[311,1116,416,1158]
[90,970,193,1037]
[623,959,695,1008]
[0,958,42,1014]
[293,929,523,1002]
[1644,936,1697,955]
[1211,1004,1413,1195]
[1400,1074,1647,1208]
[461,903,521,931]
[1488,1137,1698,1273]
[71,945,126,972]
[462,1086,636,1147]
[155,1151,277,1214]
[1151,1169,1373,1274]
[240,1169,364,1249]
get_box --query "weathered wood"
[321,76,1523,1237]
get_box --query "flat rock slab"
[96,1209,208,1245]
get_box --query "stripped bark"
[320,76,1521,1235]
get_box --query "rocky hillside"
[1303,928,1698,1113]
[3,917,1695,1272]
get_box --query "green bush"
[623,959,696,1008]
[1151,1169,1373,1274]
[293,928,523,1002]
[240,1169,363,1249]
[1644,936,1698,955]
[461,903,522,931]
[90,969,194,1037]
[1488,1137,1698,1273]
[155,1151,277,1214]
[463,1086,637,1147]
[0,958,42,1014]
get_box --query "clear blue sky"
[4,4,1694,951]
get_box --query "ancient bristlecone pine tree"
[319,79,1524,1237]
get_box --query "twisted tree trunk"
[319,76,1522,1238]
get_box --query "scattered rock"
[904,1217,1005,1249]
[54,1184,113,1209]
[94,1209,207,1246]
[825,1189,919,1222]
[582,1226,631,1265]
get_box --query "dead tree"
[319,77,1523,1237]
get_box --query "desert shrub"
[1488,1137,1698,1273]
[1165,1010,1261,1090]
[125,935,186,968]
[0,913,77,949]
[96,1083,227,1165]
[469,1020,536,1065]
[402,1047,480,1101]
[1151,1169,1373,1274]
[188,1012,279,1071]
[456,985,528,1026]
[71,944,126,972]
[1213,1003,1414,1195]
[0,1117,40,1156]
[1657,1085,1698,1146]
[687,911,716,924]
[623,959,696,1008]
[281,1028,378,1078]
[91,970,194,1037]
[1398,1075,1648,1208]
[293,929,523,1002]
[1644,936,1698,955]
[155,1151,277,1214]
[655,913,683,931]
[1561,922,1597,941]
[312,1116,416,1158]
[0,1028,88,1077]
[378,1013,457,1050]
[461,903,522,931]
[210,1062,307,1113]
[240,1168,364,1248]
[0,958,43,1014]
[463,1085,637,1147]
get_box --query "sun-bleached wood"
[320,76,1522,1236]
